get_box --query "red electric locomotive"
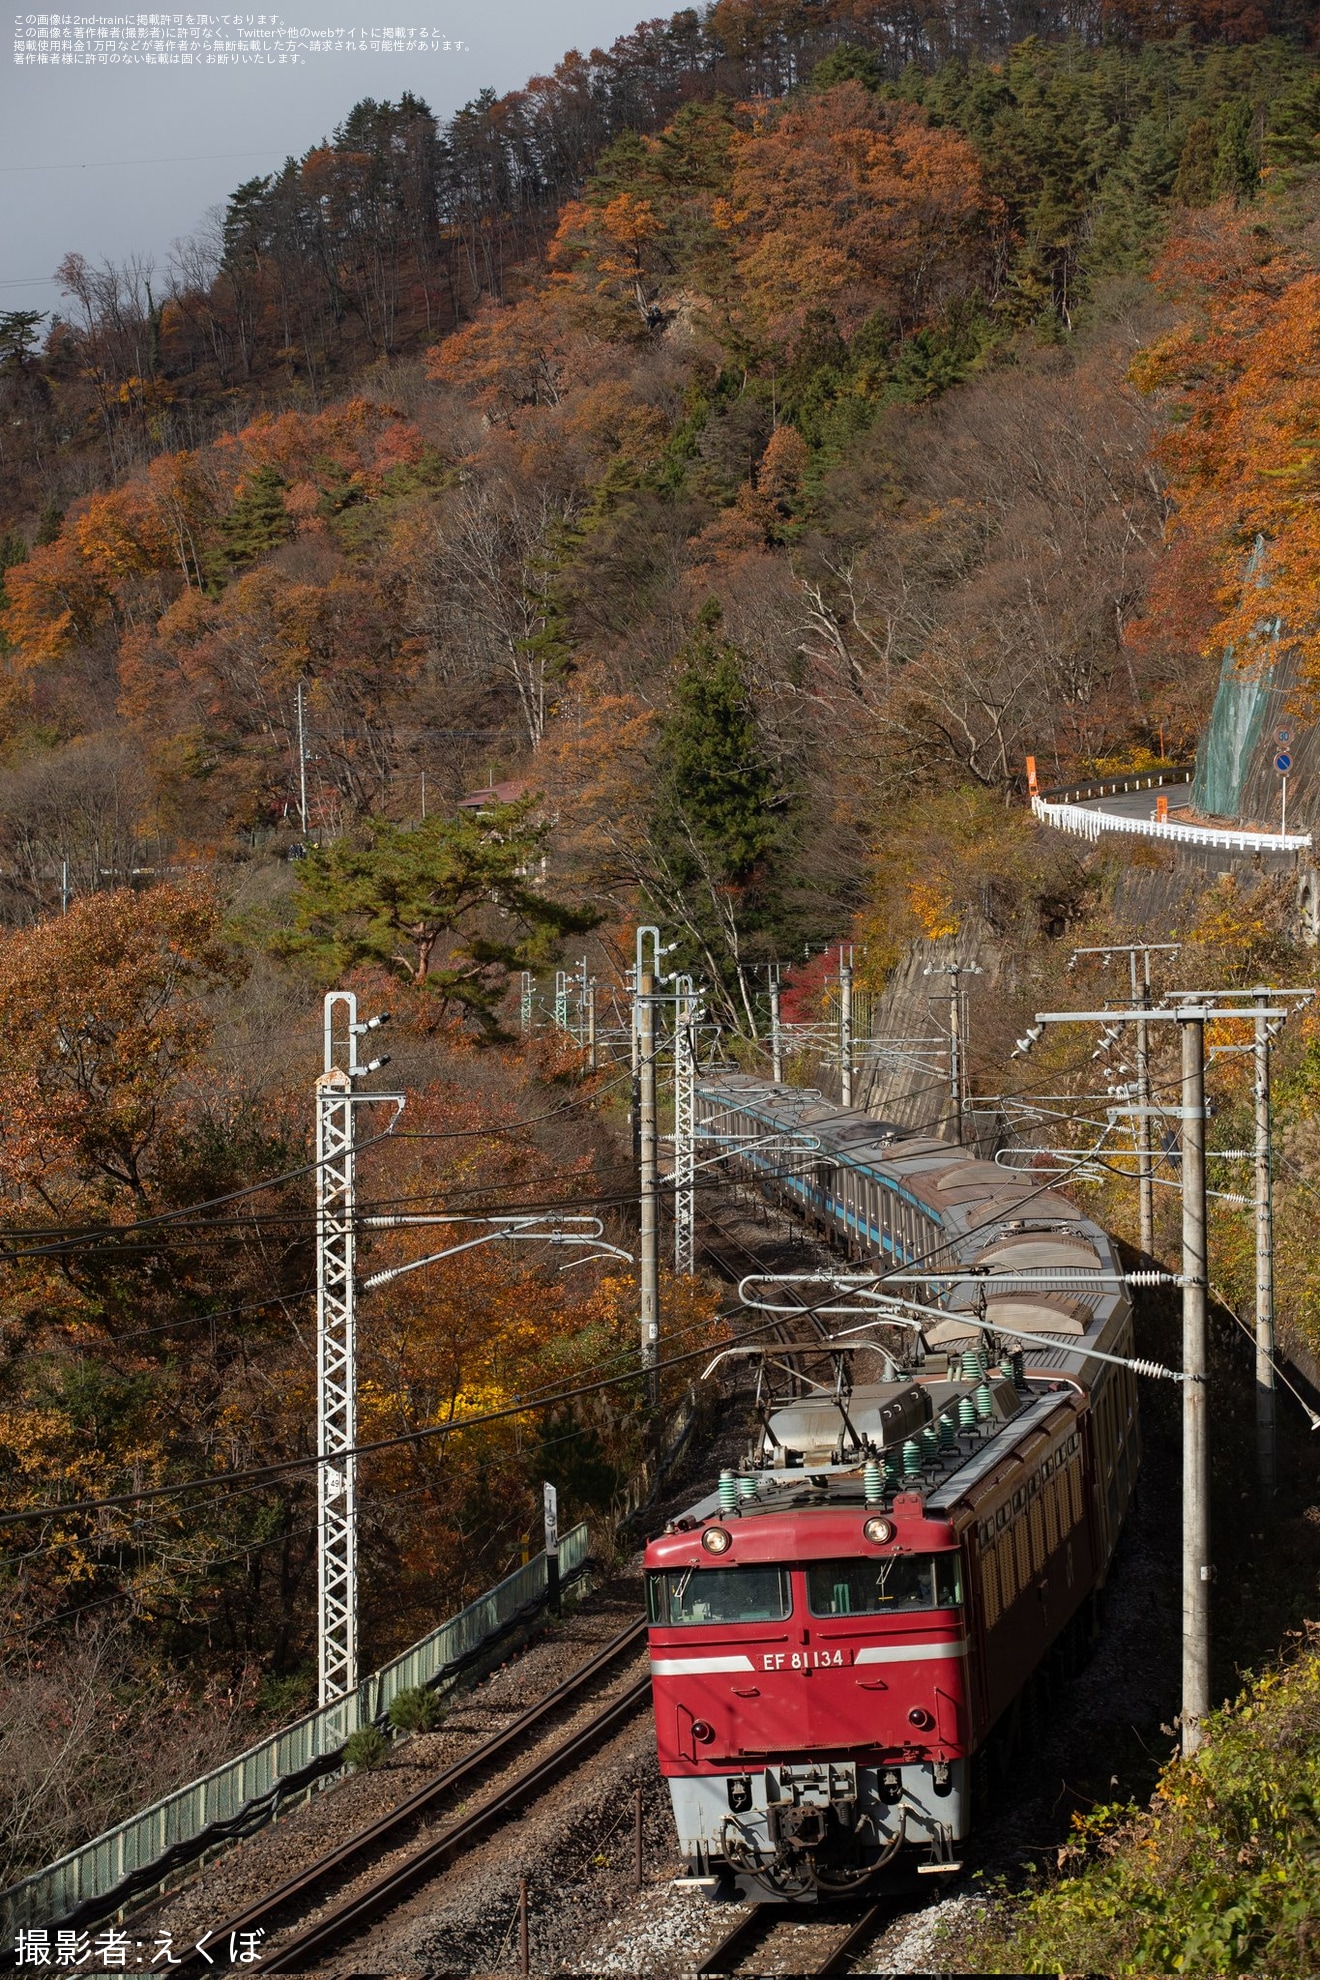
[644,1076,1138,1897]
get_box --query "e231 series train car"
[645,1076,1139,1898]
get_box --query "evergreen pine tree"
[282,800,594,1036]
[1088,113,1182,272]
[34,501,63,547]
[1211,98,1259,202]
[658,602,783,886]
[215,465,293,575]
[0,311,45,372]
[1173,117,1218,205]
[1262,75,1320,179]
[809,45,884,93]
[648,604,795,1016]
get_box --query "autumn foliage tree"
[1131,203,1320,705]
[715,85,995,342]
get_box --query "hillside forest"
[6,0,1320,1956]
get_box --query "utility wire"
[0,1074,634,1259]
[0,1154,1094,1533]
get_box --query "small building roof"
[458,778,530,810]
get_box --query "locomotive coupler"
[764,1762,860,1858]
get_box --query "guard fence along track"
[167,1619,648,1975]
[696,1899,895,1975]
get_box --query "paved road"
[1077,787,1191,820]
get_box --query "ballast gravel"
[130,1587,643,1952]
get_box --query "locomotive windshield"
[807,1554,963,1616]
[647,1566,792,1626]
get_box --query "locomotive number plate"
[760,1649,851,1670]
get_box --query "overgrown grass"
[957,1633,1320,1975]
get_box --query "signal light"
[908,1707,934,1730]
[702,1526,732,1554]
[863,1516,895,1544]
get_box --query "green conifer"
[809,45,884,94]
[216,465,293,574]
[1211,99,1258,202]
[34,502,63,547]
[658,602,783,886]
[1263,75,1320,179]
[1173,116,1218,206]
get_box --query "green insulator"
[958,1395,977,1430]
[960,1348,985,1383]
[974,1381,994,1421]
[863,1459,884,1507]
[718,1469,739,1515]
[883,1452,901,1487]
[902,1438,922,1477]
[938,1413,957,1448]
[1008,1350,1026,1388]
[737,1474,758,1504]
[920,1424,940,1459]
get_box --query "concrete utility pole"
[923,961,984,1145]
[1070,944,1180,1256]
[1178,1007,1210,1757]
[636,931,661,1412]
[628,964,640,1168]
[296,680,309,836]
[770,969,783,1084]
[586,978,597,1070]
[1167,983,1311,1500]
[1135,967,1155,1259]
[1029,990,1306,1755]
[839,949,854,1109]
[1028,999,1247,1758]
[1254,987,1276,1501]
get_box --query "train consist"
[645,1074,1139,1898]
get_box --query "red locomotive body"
[645,1076,1138,1898]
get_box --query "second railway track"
[166,1618,649,1974]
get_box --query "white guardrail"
[0,1523,590,1938]
[1032,793,1313,855]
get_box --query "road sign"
[1277,727,1294,745]
[1276,752,1293,774]
[543,1480,559,1555]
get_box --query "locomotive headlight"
[702,1525,732,1554]
[863,1516,895,1545]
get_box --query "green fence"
[0,1522,589,1937]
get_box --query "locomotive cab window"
[806,1554,963,1617]
[647,1565,792,1627]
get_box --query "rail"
[1032,793,1312,855]
[0,1523,590,1939]
[254,1661,652,1971]
[163,1618,648,1976]
[696,1901,894,1975]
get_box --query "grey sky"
[1,0,650,323]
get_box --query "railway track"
[168,1618,648,1975]
[696,1898,896,1975]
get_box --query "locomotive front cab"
[645,1498,969,1900]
